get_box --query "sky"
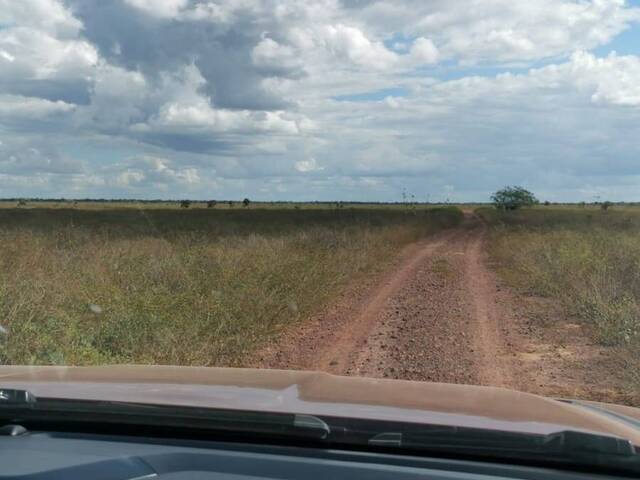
[1,1,640,202]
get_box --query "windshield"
[1,0,640,469]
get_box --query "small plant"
[180,200,191,208]
[17,200,27,207]
[491,186,538,210]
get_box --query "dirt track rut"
[257,212,513,385]
[254,212,634,403]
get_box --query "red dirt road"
[255,212,634,403]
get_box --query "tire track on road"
[257,212,513,385]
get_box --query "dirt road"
[255,212,633,403]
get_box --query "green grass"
[0,206,462,366]
[479,206,640,350]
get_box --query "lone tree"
[242,198,250,207]
[180,200,191,208]
[491,186,538,210]
[207,200,217,208]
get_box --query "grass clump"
[0,206,462,366]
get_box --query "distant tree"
[543,201,550,206]
[228,201,234,208]
[491,186,538,211]
[601,201,613,211]
[242,198,250,207]
[180,200,191,208]
[207,200,217,208]
[17,200,27,207]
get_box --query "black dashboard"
[0,429,627,480]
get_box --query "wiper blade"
[360,423,640,476]
[0,390,331,441]
[544,429,635,456]
[0,388,36,406]
[376,428,637,458]
[374,424,635,457]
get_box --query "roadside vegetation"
[479,205,640,384]
[0,205,462,366]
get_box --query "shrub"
[491,186,538,210]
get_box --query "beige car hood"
[1,365,639,445]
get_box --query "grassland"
[0,205,462,366]
[479,205,640,384]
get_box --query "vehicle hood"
[1,365,639,444]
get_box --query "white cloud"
[0,0,82,38]
[0,28,97,82]
[294,157,323,172]
[141,65,303,135]
[252,37,303,72]
[356,0,640,63]
[420,50,640,109]
[0,95,75,117]
[384,96,402,108]
[569,51,640,106]
[114,155,200,189]
[155,103,301,135]
[0,0,96,104]
[320,24,398,70]
[253,23,439,76]
[408,37,439,64]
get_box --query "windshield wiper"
[365,425,638,471]
[0,388,36,405]
[349,419,640,476]
[1,389,639,476]
[0,389,333,441]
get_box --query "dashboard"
[0,429,626,480]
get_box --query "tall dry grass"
[0,206,462,366]
[479,207,640,374]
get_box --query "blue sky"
[1,0,640,201]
